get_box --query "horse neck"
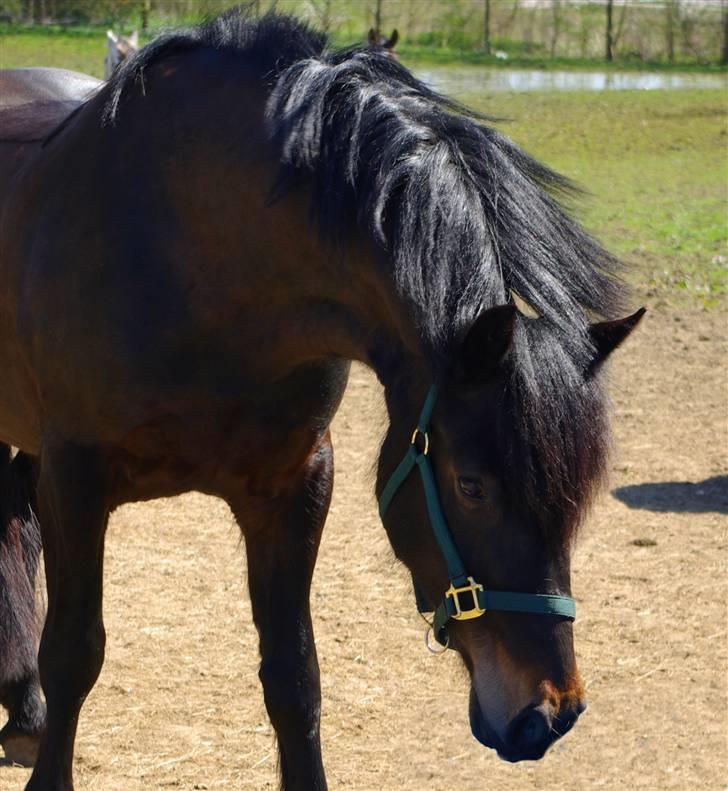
[96,58,432,398]
[268,238,432,399]
[183,73,430,384]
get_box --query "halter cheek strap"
[379,384,576,648]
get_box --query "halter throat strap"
[378,384,576,647]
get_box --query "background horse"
[0,9,641,790]
[0,447,43,767]
[367,27,399,58]
[104,30,139,79]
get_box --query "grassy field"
[0,27,113,77]
[400,46,728,72]
[464,89,728,305]
[1,28,725,303]
[3,23,728,75]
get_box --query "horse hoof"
[0,731,41,767]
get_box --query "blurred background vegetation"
[0,1,726,67]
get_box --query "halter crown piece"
[378,384,576,648]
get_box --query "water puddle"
[413,66,726,97]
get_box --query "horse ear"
[128,31,139,48]
[107,29,119,45]
[388,29,399,47]
[588,308,645,373]
[457,304,517,385]
[368,28,377,46]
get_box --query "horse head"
[367,27,399,58]
[378,304,644,761]
[104,30,139,80]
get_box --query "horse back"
[0,68,100,105]
[0,68,102,232]
[0,68,101,148]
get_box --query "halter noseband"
[378,384,576,648]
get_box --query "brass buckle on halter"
[445,577,485,620]
[410,428,429,455]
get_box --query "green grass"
[0,27,120,77]
[460,89,728,305]
[2,24,726,78]
[1,28,725,305]
[397,46,728,73]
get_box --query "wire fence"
[1,1,726,65]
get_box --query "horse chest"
[110,361,350,504]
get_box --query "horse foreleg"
[227,434,333,791]
[25,443,109,791]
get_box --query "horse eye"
[458,477,485,500]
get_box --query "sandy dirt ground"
[2,302,726,791]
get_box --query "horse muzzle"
[469,690,586,762]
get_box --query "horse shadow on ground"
[612,475,728,514]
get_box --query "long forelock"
[501,318,611,536]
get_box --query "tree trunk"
[141,0,151,31]
[605,0,613,62]
[375,0,382,36]
[482,0,491,54]
[613,1,629,51]
[550,0,562,59]
[665,1,676,63]
[722,0,728,65]
[505,0,519,31]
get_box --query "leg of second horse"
[0,449,45,766]
[25,443,109,791]
[227,434,334,791]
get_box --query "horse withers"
[0,10,643,790]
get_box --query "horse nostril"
[509,705,552,758]
[555,699,586,735]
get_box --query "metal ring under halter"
[379,384,576,649]
[425,625,449,654]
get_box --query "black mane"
[104,6,625,527]
[105,7,622,349]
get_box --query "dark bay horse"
[0,10,643,790]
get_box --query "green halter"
[379,384,576,648]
